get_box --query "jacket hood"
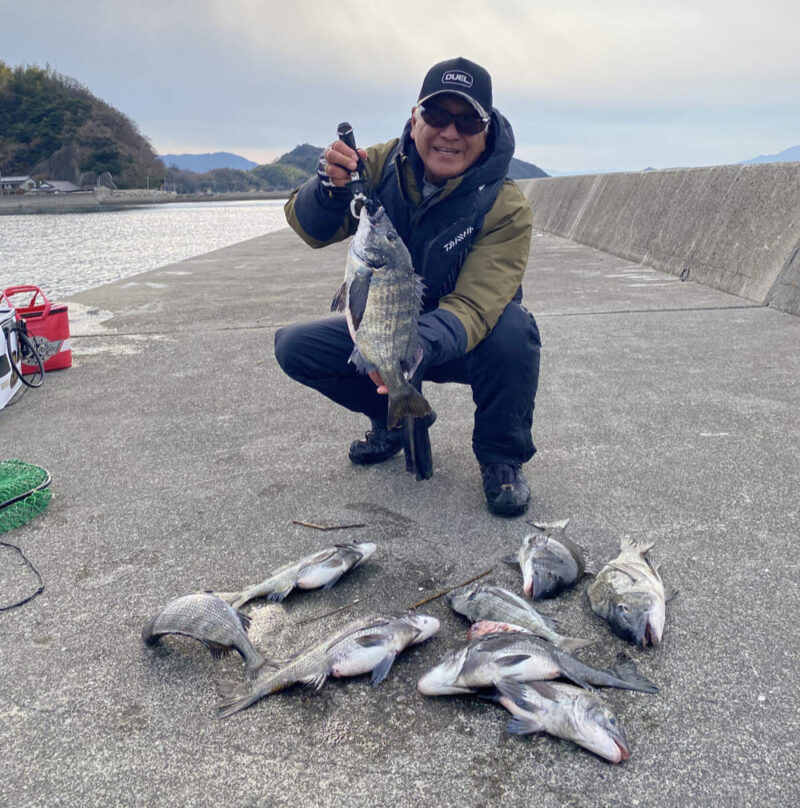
[399,108,515,195]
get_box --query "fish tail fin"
[245,654,279,680]
[387,385,431,430]
[141,617,160,646]
[610,653,659,694]
[215,679,260,719]
[556,636,595,653]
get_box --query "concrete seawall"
[517,162,800,316]
[0,188,176,215]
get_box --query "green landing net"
[0,459,52,535]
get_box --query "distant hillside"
[508,157,548,179]
[162,144,318,194]
[160,151,258,172]
[0,61,164,189]
[742,145,800,165]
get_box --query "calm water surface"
[0,199,289,300]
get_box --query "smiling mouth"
[434,146,460,155]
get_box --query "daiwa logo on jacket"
[443,226,474,252]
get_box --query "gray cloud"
[2,0,798,171]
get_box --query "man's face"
[410,94,488,185]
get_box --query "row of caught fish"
[140,527,672,762]
[510,521,674,647]
[141,540,378,679]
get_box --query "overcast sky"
[2,0,797,172]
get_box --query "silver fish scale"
[148,593,246,644]
[356,271,418,389]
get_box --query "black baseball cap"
[417,57,492,120]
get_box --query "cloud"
[2,0,799,170]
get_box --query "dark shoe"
[349,411,437,466]
[480,463,530,517]
[349,426,406,465]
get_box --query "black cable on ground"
[0,540,45,611]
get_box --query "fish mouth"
[642,616,663,647]
[615,737,631,762]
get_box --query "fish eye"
[386,230,397,242]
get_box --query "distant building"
[35,180,83,194]
[0,175,35,194]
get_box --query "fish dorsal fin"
[347,271,372,330]
[620,536,655,556]
[331,281,348,312]
[236,610,252,632]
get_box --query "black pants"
[274,302,541,466]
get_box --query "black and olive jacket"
[284,110,533,365]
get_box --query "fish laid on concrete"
[587,537,674,647]
[510,520,592,599]
[331,204,431,429]
[467,619,534,640]
[217,613,439,718]
[217,541,376,608]
[141,592,272,679]
[495,679,631,764]
[448,583,592,652]
[417,631,657,696]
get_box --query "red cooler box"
[1,285,72,372]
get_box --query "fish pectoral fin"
[506,715,545,735]
[501,554,519,566]
[665,586,679,602]
[347,272,372,330]
[236,610,252,632]
[321,573,344,590]
[204,641,232,660]
[496,654,532,670]
[495,677,528,706]
[583,562,600,576]
[301,671,328,690]
[354,634,388,648]
[331,281,348,312]
[370,652,398,686]
[267,586,294,602]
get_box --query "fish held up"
[331,204,431,429]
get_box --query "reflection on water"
[0,199,289,299]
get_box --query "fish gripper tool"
[337,121,373,218]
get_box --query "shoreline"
[0,188,290,215]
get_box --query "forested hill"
[0,61,164,189]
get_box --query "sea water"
[0,199,289,300]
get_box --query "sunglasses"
[418,104,489,136]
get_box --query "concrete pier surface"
[2,225,799,807]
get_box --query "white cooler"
[1,307,22,410]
